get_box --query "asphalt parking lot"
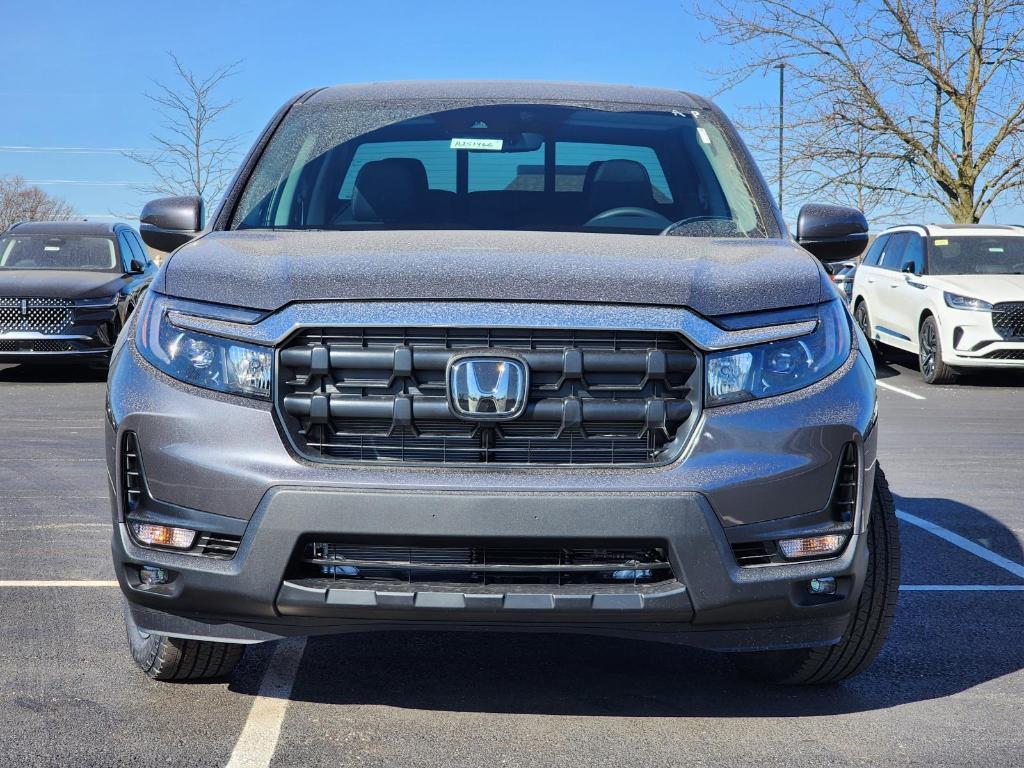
[1,352,1022,768]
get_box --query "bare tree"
[0,176,74,232]
[126,53,243,205]
[697,0,1024,223]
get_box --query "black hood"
[156,230,828,316]
[0,270,126,300]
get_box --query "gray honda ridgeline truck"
[108,81,897,685]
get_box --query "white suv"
[851,223,1024,383]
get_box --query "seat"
[350,158,431,225]
[582,159,658,220]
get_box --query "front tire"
[853,301,886,363]
[733,467,900,685]
[919,315,957,384]
[124,603,245,681]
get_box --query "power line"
[23,179,147,186]
[0,145,152,154]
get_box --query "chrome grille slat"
[276,326,700,465]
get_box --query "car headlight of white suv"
[943,292,993,312]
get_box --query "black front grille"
[993,302,1024,339]
[297,540,673,586]
[276,327,699,465]
[0,297,73,334]
[983,349,1024,360]
[0,339,75,353]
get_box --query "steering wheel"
[661,216,740,237]
[583,207,673,230]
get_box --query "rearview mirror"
[796,203,869,262]
[139,196,204,252]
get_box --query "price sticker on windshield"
[450,137,503,151]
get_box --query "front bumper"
[0,306,118,362]
[945,311,1024,367]
[108,328,879,651]
[115,484,871,651]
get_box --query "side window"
[900,234,925,274]
[879,233,908,270]
[116,232,134,271]
[130,232,151,266]
[861,234,889,267]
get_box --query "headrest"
[351,158,429,223]
[583,159,656,217]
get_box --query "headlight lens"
[136,293,272,398]
[706,299,851,406]
[943,291,993,311]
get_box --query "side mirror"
[128,259,145,274]
[901,262,918,275]
[139,196,204,252]
[796,203,869,262]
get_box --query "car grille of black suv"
[276,326,700,465]
[992,302,1024,340]
[0,297,73,334]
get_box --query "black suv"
[0,221,155,362]
[108,81,897,685]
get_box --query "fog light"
[808,577,837,595]
[139,566,170,585]
[130,522,196,549]
[778,534,846,560]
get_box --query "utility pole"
[773,61,785,211]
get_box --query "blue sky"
[0,0,950,226]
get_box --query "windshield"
[929,236,1024,275]
[0,235,118,271]
[231,101,769,238]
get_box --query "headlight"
[943,292,993,311]
[706,299,851,406]
[136,292,272,399]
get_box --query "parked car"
[828,260,857,303]
[108,81,897,685]
[0,221,157,363]
[852,223,1024,383]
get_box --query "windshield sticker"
[934,239,948,246]
[697,127,712,145]
[989,247,1005,252]
[450,137,503,151]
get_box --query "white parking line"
[226,637,307,768]
[901,585,1024,591]
[877,380,926,400]
[0,580,118,587]
[897,509,1024,580]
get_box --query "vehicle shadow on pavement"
[235,496,1023,717]
[876,350,1024,387]
[0,363,107,383]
